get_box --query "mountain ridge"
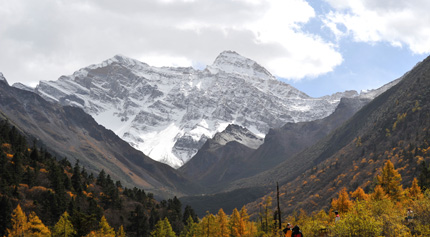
[33,51,380,168]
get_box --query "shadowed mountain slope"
[180,96,371,193]
[0,77,199,198]
[239,55,430,214]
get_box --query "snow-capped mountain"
[34,51,383,168]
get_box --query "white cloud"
[323,0,430,54]
[0,0,343,86]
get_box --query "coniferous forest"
[0,120,198,236]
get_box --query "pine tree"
[377,160,403,200]
[96,169,107,187]
[183,205,198,224]
[0,196,12,236]
[128,204,149,236]
[53,211,76,237]
[7,204,28,236]
[71,160,83,193]
[27,211,51,236]
[418,161,430,190]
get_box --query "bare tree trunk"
[277,182,282,230]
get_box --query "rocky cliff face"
[34,51,394,168]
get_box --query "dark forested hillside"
[241,55,430,216]
[0,120,198,236]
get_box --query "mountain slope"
[239,55,430,214]
[0,76,198,197]
[180,96,371,191]
[35,51,357,168]
[179,124,262,189]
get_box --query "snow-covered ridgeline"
[33,51,388,168]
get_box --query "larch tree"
[116,225,126,237]
[52,211,76,237]
[372,185,388,201]
[331,187,352,213]
[27,211,51,236]
[377,160,403,200]
[259,196,273,233]
[7,204,28,237]
[180,216,200,237]
[409,177,423,199]
[97,216,115,237]
[216,208,229,237]
[350,187,369,201]
[200,212,216,237]
[230,208,248,237]
[151,217,176,237]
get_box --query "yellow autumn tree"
[408,177,423,199]
[351,187,369,201]
[7,204,28,237]
[27,211,51,236]
[229,208,248,237]
[377,160,403,200]
[229,208,241,236]
[96,215,115,237]
[331,187,353,213]
[53,211,76,237]
[116,225,126,237]
[259,196,274,234]
[200,212,216,237]
[151,217,176,237]
[372,185,388,201]
[180,216,200,237]
[216,208,229,237]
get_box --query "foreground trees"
[287,160,430,236]
[7,204,51,237]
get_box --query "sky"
[0,0,429,97]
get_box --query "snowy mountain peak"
[210,51,274,80]
[111,54,143,66]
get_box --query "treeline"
[0,120,198,236]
